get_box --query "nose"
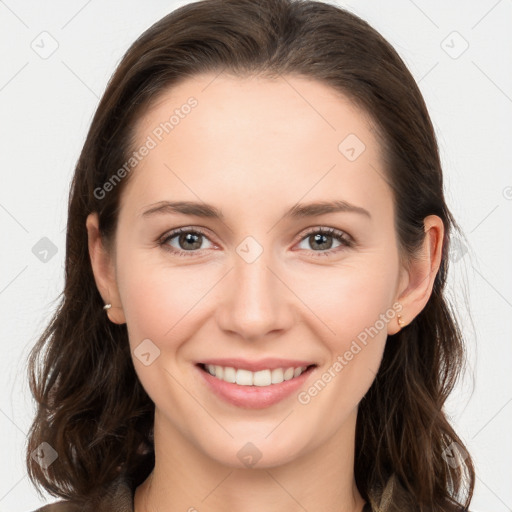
[215,247,295,342]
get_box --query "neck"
[135,407,365,512]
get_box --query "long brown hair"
[26,0,475,510]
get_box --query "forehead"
[121,73,392,223]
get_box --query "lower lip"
[196,364,316,409]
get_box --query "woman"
[26,0,475,510]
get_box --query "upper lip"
[198,358,317,372]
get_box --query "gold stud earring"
[397,313,405,328]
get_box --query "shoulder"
[27,472,135,512]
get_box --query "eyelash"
[157,226,355,258]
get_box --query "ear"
[86,212,126,325]
[387,214,444,335]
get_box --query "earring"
[397,313,405,328]
[103,303,112,310]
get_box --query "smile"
[196,362,317,409]
[200,363,313,386]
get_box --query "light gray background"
[1,1,511,511]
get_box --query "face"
[95,73,410,469]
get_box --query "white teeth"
[271,368,284,384]
[223,366,236,383]
[204,364,309,386]
[253,369,272,386]
[236,369,253,386]
[283,367,295,380]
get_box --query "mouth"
[195,362,318,409]
[197,362,317,386]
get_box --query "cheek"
[116,255,211,406]
[290,257,398,341]
[288,256,398,401]
[118,259,206,347]
[293,271,394,421]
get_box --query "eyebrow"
[285,200,371,219]
[140,199,371,220]
[142,200,371,220]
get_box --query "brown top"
[30,473,373,512]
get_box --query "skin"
[87,73,443,512]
